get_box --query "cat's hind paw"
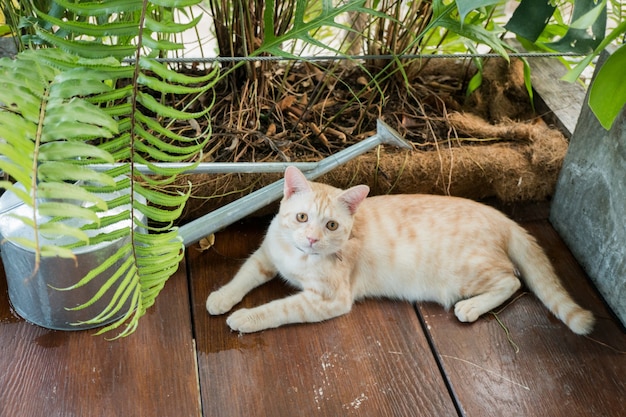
[227,308,266,333]
[206,290,238,315]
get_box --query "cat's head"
[278,166,369,256]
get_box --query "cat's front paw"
[226,308,267,333]
[454,299,482,323]
[206,290,239,315]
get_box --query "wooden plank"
[418,220,626,417]
[0,259,201,417]
[188,220,457,417]
[508,39,587,138]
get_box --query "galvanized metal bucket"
[0,186,141,330]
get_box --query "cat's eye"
[326,220,339,231]
[296,213,308,223]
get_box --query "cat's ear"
[338,185,369,214]
[284,166,312,199]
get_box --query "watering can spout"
[178,119,411,246]
[377,119,412,149]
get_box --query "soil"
[163,57,568,223]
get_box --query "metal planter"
[0,186,141,331]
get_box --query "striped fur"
[207,167,594,334]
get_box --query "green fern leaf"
[53,0,144,16]
[0,0,215,339]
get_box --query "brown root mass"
[168,58,568,223]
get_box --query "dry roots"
[161,58,568,223]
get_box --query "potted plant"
[0,0,217,338]
[0,0,388,338]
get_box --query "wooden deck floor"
[1,204,624,417]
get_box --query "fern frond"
[1,0,212,338]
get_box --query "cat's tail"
[507,226,594,335]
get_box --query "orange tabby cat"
[207,166,594,335]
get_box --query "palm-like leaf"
[257,0,388,59]
[0,0,215,338]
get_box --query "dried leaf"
[197,234,215,252]
[266,123,277,136]
[278,95,297,111]
[188,119,202,136]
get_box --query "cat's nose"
[307,237,319,245]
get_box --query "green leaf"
[545,0,607,53]
[4,237,38,251]
[70,227,128,248]
[0,25,12,37]
[141,35,184,52]
[41,121,116,142]
[133,183,189,208]
[133,157,198,179]
[40,244,77,260]
[37,162,116,186]
[0,113,37,146]
[56,242,132,291]
[150,0,202,7]
[78,265,137,322]
[133,199,184,223]
[456,0,502,22]
[504,0,556,42]
[0,160,33,187]
[49,68,114,99]
[133,228,181,245]
[135,112,207,143]
[466,69,483,97]
[34,7,142,38]
[0,143,34,170]
[92,288,141,338]
[0,182,32,205]
[438,16,509,60]
[136,73,209,95]
[87,85,134,104]
[570,0,607,30]
[137,91,211,120]
[562,19,626,82]
[35,52,134,80]
[52,0,143,16]
[0,88,42,125]
[67,256,135,312]
[144,14,202,34]
[138,57,221,84]
[37,202,101,224]
[39,221,90,244]
[35,27,137,59]
[589,44,626,130]
[38,142,115,163]
[561,54,595,83]
[36,182,109,210]
[42,100,118,141]
[258,0,379,58]
[520,57,535,112]
[133,125,205,160]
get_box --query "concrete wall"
[550,53,626,327]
